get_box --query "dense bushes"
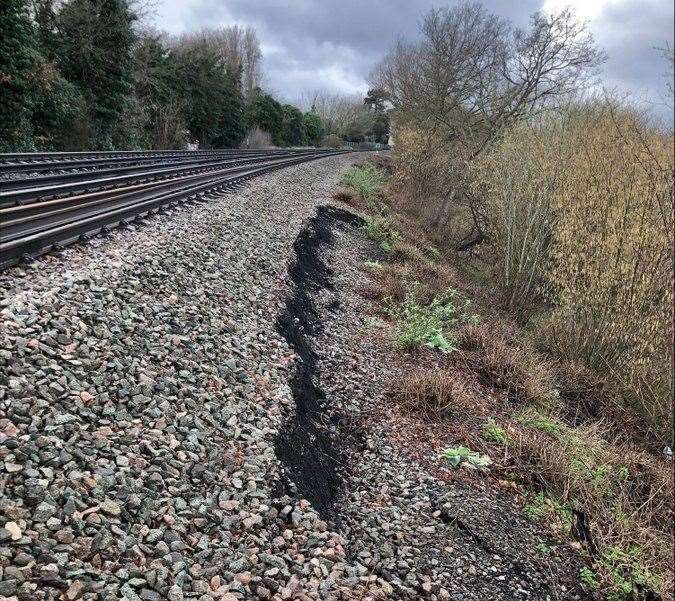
[0,0,40,151]
[470,103,674,435]
[381,2,673,439]
[350,154,674,599]
[366,2,673,595]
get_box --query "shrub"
[321,133,343,148]
[342,164,389,203]
[483,419,507,443]
[392,369,473,417]
[386,288,462,352]
[475,101,674,436]
[361,216,401,253]
[471,114,561,312]
[541,106,673,437]
[390,125,476,246]
[241,126,273,148]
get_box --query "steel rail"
[0,150,323,207]
[0,151,264,176]
[0,149,343,271]
[0,150,297,192]
[0,154,321,240]
[0,148,316,174]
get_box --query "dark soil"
[274,205,363,519]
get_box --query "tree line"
[0,0,390,152]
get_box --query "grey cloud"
[154,0,674,124]
[593,0,674,123]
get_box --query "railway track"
[0,148,345,271]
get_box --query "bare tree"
[657,43,674,105]
[297,89,372,138]
[372,2,605,155]
[370,2,605,246]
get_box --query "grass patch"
[342,164,389,204]
[483,418,507,444]
[516,409,564,436]
[510,422,673,599]
[459,324,560,407]
[391,369,474,417]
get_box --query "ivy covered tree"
[56,0,136,148]
[281,104,306,146]
[173,45,245,148]
[0,5,304,151]
[31,67,89,150]
[364,87,390,144]
[303,111,324,147]
[0,0,39,151]
[131,33,187,149]
[245,92,284,144]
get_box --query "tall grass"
[342,164,389,203]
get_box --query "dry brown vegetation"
[340,151,674,599]
[345,3,673,595]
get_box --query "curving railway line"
[0,148,345,271]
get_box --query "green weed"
[342,164,388,202]
[598,545,663,600]
[362,216,401,253]
[535,540,553,556]
[517,410,563,436]
[424,245,441,262]
[523,491,572,534]
[483,419,507,444]
[386,289,461,352]
[443,446,492,469]
[580,566,599,589]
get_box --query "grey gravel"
[0,153,587,600]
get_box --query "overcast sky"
[152,0,674,125]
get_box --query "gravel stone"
[0,155,588,600]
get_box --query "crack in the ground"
[274,205,363,519]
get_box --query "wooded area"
[0,0,390,151]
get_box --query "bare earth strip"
[0,154,586,600]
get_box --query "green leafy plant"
[598,545,663,600]
[386,289,460,352]
[516,410,563,436]
[535,540,553,556]
[424,245,441,262]
[523,491,572,534]
[443,446,492,469]
[362,216,401,253]
[580,566,599,589]
[483,419,507,444]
